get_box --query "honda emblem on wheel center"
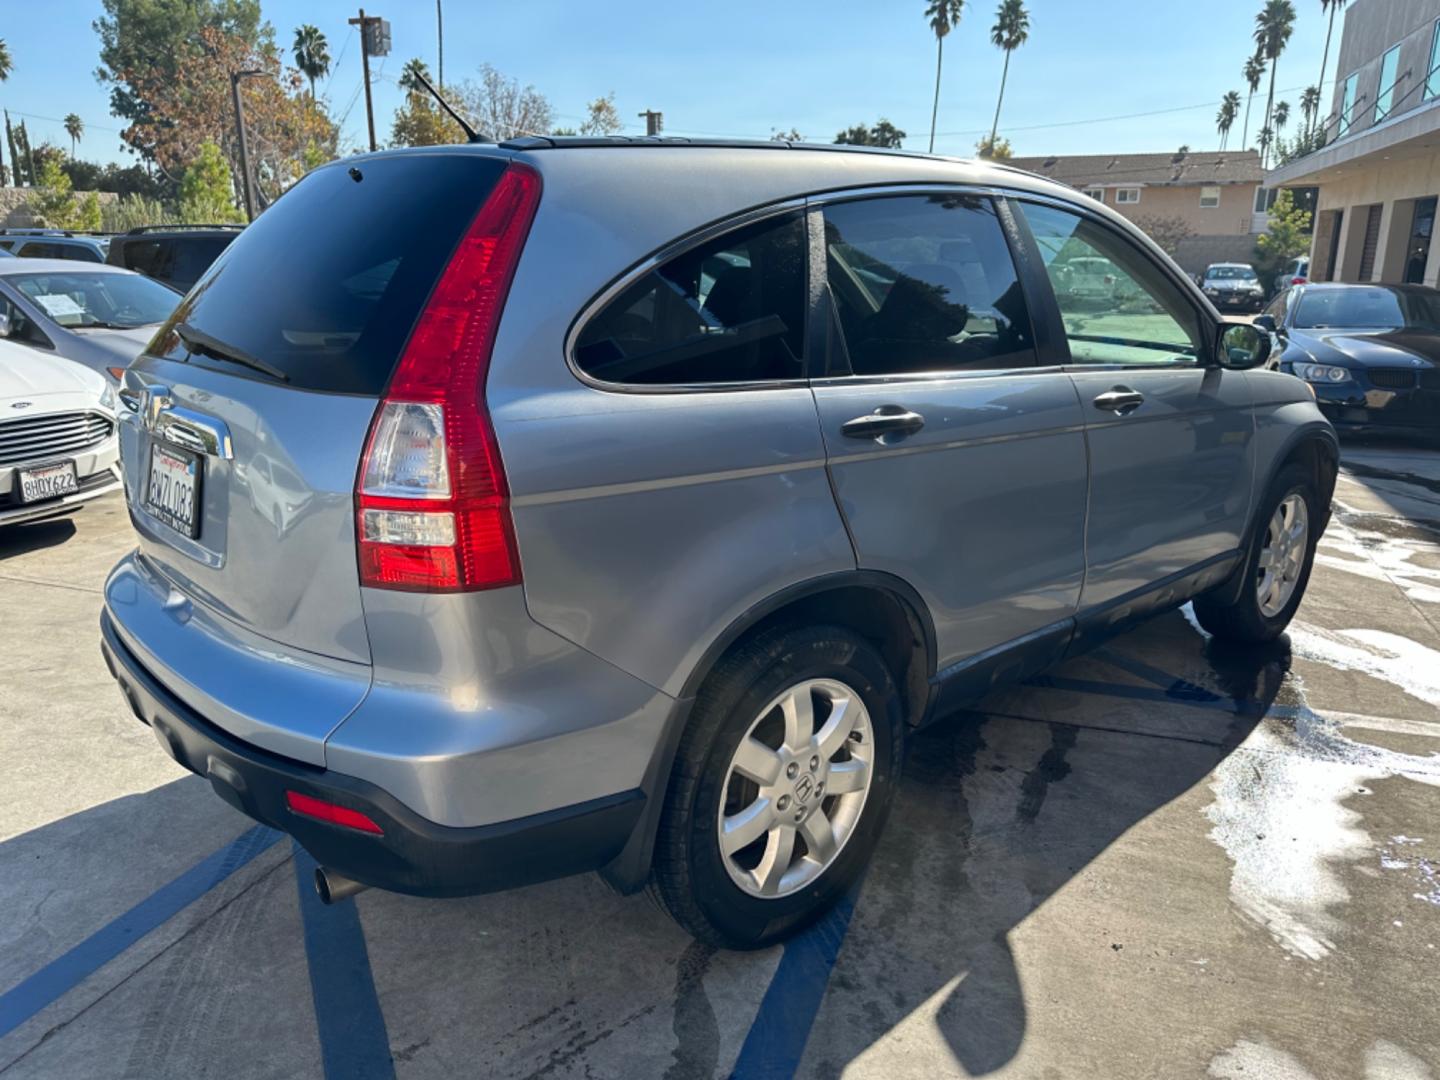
[794,774,815,804]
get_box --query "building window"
[1405,197,1437,284]
[1115,188,1141,205]
[1084,188,1105,203]
[1376,44,1402,123]
[1340,71,1358,136]
[1200,186,1221,209]
[1429,19,1440,100]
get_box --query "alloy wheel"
[1257,492,1309,617]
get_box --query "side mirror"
[1216,321,1272,369]
[1252,314,1278,335]
[0,310,11,339]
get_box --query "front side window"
[574,212,806,386]
[1376,45,1402,123]
[1340,72,1359,135]
[1115,188,1141,205]
[1019,201,1203,367]
[1200,186,1221,209]
[823,193,1034,376]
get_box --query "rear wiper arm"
[175,321,289,382]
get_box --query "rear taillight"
[357,164,541,592]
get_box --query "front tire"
[1192,462,1320,643]
[649,625,903,948]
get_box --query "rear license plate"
[145,443,203,539]
[17,460,79,503]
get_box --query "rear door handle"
[1092,387,1145,416]
[841,406,926,440]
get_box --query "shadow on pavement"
[0,517,79,562]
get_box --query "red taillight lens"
[285,790,384,835]
[357,164,541,592]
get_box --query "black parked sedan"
[1258,283,1440,440]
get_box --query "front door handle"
[1092,387,1145,416]
[841,406,926,440]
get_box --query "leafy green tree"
[292,24,330,103]
[390,73,464,148]
[179,140,243,223]
[988,0,1029,152]
[925,0,964,154]
[1253,0,1296,167]
[834,119,906,148]
[64,114,84,157]
[1217,91,1241,150]
[28,157,102,230]
[579,93,623,136]
[1242,53,1265,148]
[101,194,179,232]
[975,133,1012,159]
[1255,189,1312,290]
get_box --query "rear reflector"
[356,163,541,592]
[285,790,385,835]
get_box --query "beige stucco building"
[1268,0,1440,286]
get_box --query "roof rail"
[496,134,953,165]
[123,224,246,235]
[0,227,72,237]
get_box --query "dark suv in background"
[106,226,242,293]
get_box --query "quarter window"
[1018,201,1202,367]
[1115,188,1141,205]
[1200,186,1221,209]
[823,193,1035,376]
[574,212,806,386]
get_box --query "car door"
[809,190,1089,686]
[1012,199,1255,622]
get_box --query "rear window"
[152,152,508,394]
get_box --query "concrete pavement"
[1,445,1438,1078]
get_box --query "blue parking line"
[292,843,395,1080]
[0,824,282,1040]
[730,888,859,1080]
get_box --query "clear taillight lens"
[360,402,450,498]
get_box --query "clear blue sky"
[6,0,1345,167]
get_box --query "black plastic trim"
[101,611,645,898]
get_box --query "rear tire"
[649,625,903,949]
[1192,462,1319,643]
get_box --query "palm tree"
[1273,100,1291,139]
[1217,91,1241,150]
[292,24,331,104]
[1300,84,1321,132]
[1315,0,1347,134]
[925,0,965,154]
[1253,0,1297,167]
[63,113,83,157]
[0,39,11,82]
[987,0,1030,152]
[1242,53,1266,148]
[399,58,432,96]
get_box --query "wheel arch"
[599,570,937,894]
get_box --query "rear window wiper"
[175,321,289,382]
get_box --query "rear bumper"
[101,609,646,896]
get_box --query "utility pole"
[638,109,663,137]
[436,0,444,89]
[349,9,380,152]
[230,69,263,221]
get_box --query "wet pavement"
[1,444,1438,1079]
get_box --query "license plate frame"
[17,459,79,504]
[145,442,203,540]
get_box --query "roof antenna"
[410,67,484,142]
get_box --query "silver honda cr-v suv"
[101,138,1337,948]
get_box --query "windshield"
[1293,287,1440,331]
[8,271,179,329]
[1206,266,1257,281]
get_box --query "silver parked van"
[101,139,1337,948]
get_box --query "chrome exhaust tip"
[313,866,368,904]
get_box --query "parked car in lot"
[0,260,181,383]
[99,139,1337,948]
[107,225,242,294]
[1259,282,1440,440]
[1054,254,1116,305]
[1271,255,1310,298]
[0,337,120,527]
[1200,262,1265,313]
[0,229,109,263]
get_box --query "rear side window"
[824,194,1035,376]
[121,239,172,280]
[574,212,806,386]
[170,236,234,289]
[153,153,509,394]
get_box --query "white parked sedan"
[0,338,121,527]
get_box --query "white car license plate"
[145,443,203,539]
[17,460,79,503]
